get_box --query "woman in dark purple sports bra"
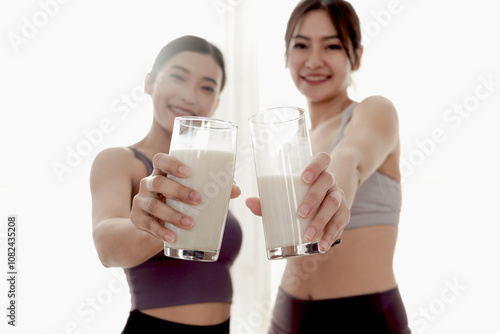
[90,36,240,333]
[90,35,347,333]
[246,1,411,333]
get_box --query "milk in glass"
[165,148,235,258]
[257,174,312,249]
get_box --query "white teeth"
[304,76,328,81]
[170,106,192,116]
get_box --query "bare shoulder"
[91,147,135,172]
[342,95,400,150]
[90,147,137,186]
[349,96,398,130]
[357,95,398,118]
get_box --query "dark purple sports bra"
[124,147,243,310]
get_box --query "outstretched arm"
[91,149,240,268]
[303,96,400,248]
[90,148,165,268]
[246,96,399,253]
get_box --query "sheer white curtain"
[218,1,277,332]
[216,1,314,331]
[220,2,304,333]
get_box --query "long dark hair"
[150,35,226,92]
[285,0,362,68]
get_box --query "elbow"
[93,238,138,269]
[92,230,114,268]
[94,244,113,268]
[96,252,132,269]
[97,254,112,268]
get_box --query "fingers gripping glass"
[164,116,238,262]
[249,107,324,260]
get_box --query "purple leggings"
[269,286,411,334]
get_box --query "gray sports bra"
[328,102,402,230]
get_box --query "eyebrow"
[293,34,340,41]
[169,65,218,86]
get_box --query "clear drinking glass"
[249,107,322,260]
[164,116,238,262]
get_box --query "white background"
[1,0,499,333]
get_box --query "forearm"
[328,149,361,209]
[93,218,164,268]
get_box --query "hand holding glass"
[249,107,322,260]
[164,117,237,262]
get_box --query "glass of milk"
[249,107,322,260]
[164,116,238,262]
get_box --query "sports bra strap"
[129,147,154,175]
[328,102,358,153]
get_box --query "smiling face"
[286,10,360,103]
[145,51,223,133]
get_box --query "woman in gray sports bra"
[257,1,411,333]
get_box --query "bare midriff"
[281,225,398,300]
[141,302,231,325]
